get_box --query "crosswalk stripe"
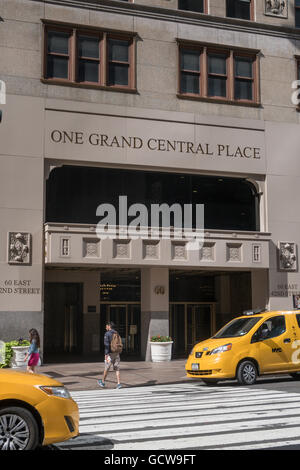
[57,383,300,450]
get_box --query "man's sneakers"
[97,380,122,389]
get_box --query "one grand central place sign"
[45,109,266,175]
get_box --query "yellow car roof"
[0,369,63,387]
[238,309,300,319]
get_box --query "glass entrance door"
[101,303,140,356]
[186,304,212,354]
[170,303,215,357]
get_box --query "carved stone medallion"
[278,242,297,271]
[265,0,288,17]
[8,232,31,265]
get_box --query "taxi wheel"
[0,406,39,450]
[236,360,257,385]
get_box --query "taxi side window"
[296,314,300,328]
[252,316,286,342]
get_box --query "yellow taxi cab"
[0,369,79,450]
[186,309,300,386]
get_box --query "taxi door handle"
[284,338,291,343]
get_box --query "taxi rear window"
[296,314,300,328]
[213,316,262,338]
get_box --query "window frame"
[178,0,209,14]
[252,315,286,342]
[296,0,300,28]
[206,48,230,100]
[107,34,133,89]
[226,0,254,21]
[233,51,256,102]
[44,24,73,83]
[76,30,102,86]
[177,41,260,106]
[42,21,137,92]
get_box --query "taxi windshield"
[213,316,262,338]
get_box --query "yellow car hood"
[193,336,243,352]
[0,369,62,387]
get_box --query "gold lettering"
[147,138,157,150]
[205,143,213,155]
[51,129,62,143]
[166,140,176,151]
[132,137,143,149]
[186,142,195,154]
[243,147,252,158]
[121,136,132,148]
[253,147,261,159]
[234,147,243,158]
[226,145,234,157]
[110,136,120,147]
[157,139,166,151]
[89,133,100,145]
[217,144,225,156]
[100,134,109,146]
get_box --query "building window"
[180,48,201,94]
[108,38,130,86]
[226,0,253,20]
[43,23,136,91]
[46,30,71,80]
[60,237,71,257]
[207,52,228,98]
[234,55,254,100]
[178,43,259,105]
[47,166,260,232]
[296,0,300,27]
[178,0,207,14]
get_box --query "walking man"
[98,321,123,389]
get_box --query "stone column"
[141,267,169,361]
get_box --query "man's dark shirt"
[104,329,117,355]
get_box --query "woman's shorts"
[28,353,40,366]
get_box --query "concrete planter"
[150,341,173,362]
[10,346,29,369]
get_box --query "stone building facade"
[0,0,300,361]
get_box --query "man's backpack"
[110,332,123,354]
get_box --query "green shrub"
[150,335,172,342]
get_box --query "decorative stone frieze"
[8,232,31,265]
[83,238,100,258]
[227,243,242,262]
[143,240,160,259]
[171,241,187,260]
[113,240,130,259]
[200,242,215,262]
[44,224,270,269]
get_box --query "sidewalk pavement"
[39,359,190,391]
